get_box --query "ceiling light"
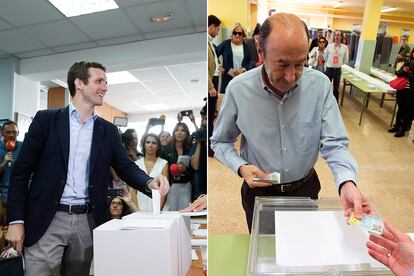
[150,13,174,23]
[48,0,119,17]
[106,71,138,85]
[51,79,68,88]
[141,104,170,111]
[190,79,199,83]
[332,1,343,8]
[381,6,397,13]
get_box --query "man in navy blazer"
[6,61,169,275]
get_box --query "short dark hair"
[200,104,207,117]
[253,23,261,36]
[67,61,106,97]
[2,120,17,129]
[141,133,162,157]
[327,29,332,34]
[208,15,221,27]
[121,129,136,148]
[259,15,309,58]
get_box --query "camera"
[180,110,193,117]
[192,123,207,142]
[148,118,165,126]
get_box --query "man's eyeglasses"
[233,31,243,36]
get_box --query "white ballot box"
[247,197,393,275]
[93,211,191,276]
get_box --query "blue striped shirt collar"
[69,103,98,122]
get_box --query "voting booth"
[93,212,191,276]
[247,197,392,275]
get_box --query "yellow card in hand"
[349,212,361,225]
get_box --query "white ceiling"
[266,0,414,16]
[0,0,207,116]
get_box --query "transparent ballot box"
[247,197,392,275]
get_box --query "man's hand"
[6,223,25,255]
[177,112,183,122]
[239,164,271,188]
[209,87,217,97]
[148,175,170,196]
[2,153,13,164]
[339,181,374,220]
[189,113,196,123]
[180,194,207,212]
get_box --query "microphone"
[170,164,180,179]
[6,139,16,152]
[5,139,16,167]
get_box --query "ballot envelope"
[247,197,393,275]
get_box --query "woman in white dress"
[130,133,168,211]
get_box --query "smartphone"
[107,188,123,198]
[252,177,279,185]
[180,110,193,117]
[149,118,165,126]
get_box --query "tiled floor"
[208,87,414,234]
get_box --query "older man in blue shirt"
[211,13,373,232]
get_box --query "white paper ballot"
[152,189,160,215]
[180,210,207,217]
[177,155,190,167]
[274,211,384,267]
[191,249,199,260]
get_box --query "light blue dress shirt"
[60,104,97,205]
[211,66,357,189]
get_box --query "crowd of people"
[109,104,208,215]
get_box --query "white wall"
[14,74,40,117]
[13,74,40,141]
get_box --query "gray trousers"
[165,182,191,211]
[24,211,94,276]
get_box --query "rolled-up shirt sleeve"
[319,82,357,190]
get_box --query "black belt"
[58,204,90,214]
[273,168,316,193]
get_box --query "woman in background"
[308,36,328,72]
[121,129,142,161]
[159,131,171,146]
[341,34,351,59]
[130,134,168,211]
[216,22,251,93]
[388,48,414,137]
[108,195,137,219]
[161,123,194,210]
